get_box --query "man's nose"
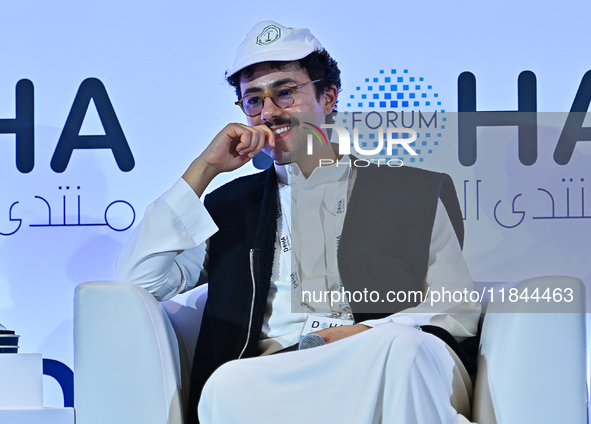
[261,96,282,122]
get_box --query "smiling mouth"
[273,126,292,135]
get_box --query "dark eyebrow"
[242,78,300,96]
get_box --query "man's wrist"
[182,157,220,198]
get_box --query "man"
[115,20,480,424]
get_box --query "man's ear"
[322,85,338,114]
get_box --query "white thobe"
[114,161,480,424]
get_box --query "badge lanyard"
[277,161,354,320]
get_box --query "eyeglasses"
[235,80,321,117]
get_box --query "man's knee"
[206,359,244,389]
[368,323,452,364]
[371,323,428,346]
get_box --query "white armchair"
[73,276,587,424]
[472,277,588,424]
[74,282,207,424]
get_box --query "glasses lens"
[242,95,262,116]
[272,87,294,108]
[239,86,296,116]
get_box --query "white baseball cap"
[226,20,323,78]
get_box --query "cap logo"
[256,25,281,46]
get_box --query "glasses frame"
[235,79,321,117]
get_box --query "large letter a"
[51,78,134,172]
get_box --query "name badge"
[300,314,355,341]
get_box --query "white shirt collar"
[274,156,350,187]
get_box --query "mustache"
[264,116,301,128]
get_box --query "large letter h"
[458,71,537,166]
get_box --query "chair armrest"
[162,284,208,415]
[473,276,587,424]
[74,282,183,424]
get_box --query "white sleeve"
[359,199,481,337]
[113,178,219,301]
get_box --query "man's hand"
[183,123,275,197]
[314,324,371,344]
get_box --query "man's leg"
[198,323,471,424]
